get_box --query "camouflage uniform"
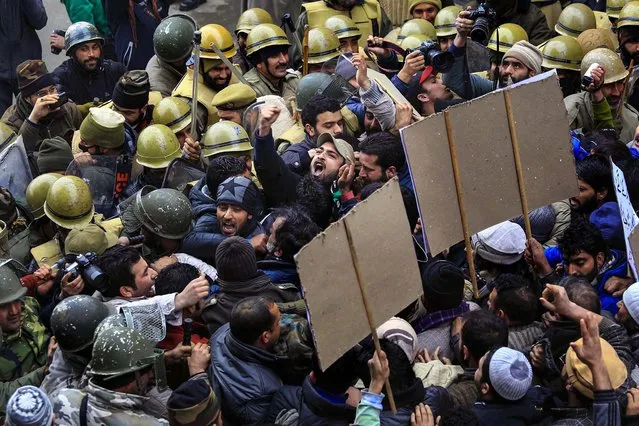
[0,297,49,416]
[40,350,90,398]
[52,380,169,425]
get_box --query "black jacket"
[265,375,356,425]
[254,130,301,207]
[280,134,316,176]
[472,386,552,426]
[52,58,127,105]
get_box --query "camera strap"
[364,40,405,74]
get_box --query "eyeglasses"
[34,86,57,98]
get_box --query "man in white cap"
[500,40,543,85]
[615,283,639,380]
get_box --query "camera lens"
[470,17,491,44]
[430,51,454,73]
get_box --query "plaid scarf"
[411,302,470,334]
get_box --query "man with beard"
[415,66,456,116]
[110,70,153,134]
[616,3,639,112]
[1,60,82,153]
[52,22,126,106]
[570,155,615,216]
[172,24,238,129]
[565,48,639,143]
[614,283,639,368]
[243,24,299,104]
[254,104,354,208]
[356,132,410,190]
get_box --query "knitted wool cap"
[37,137,73,174]
[503,40,543,74]
[215,236,258,282]
[5,386,53,426]
[488,347,532,401]
[216,176,259,216]
[623,283,639,324]
[167,375,221,426]
[472,221,526,265]
[376,317,419,362]
[421,260,465,310]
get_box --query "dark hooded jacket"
[52,57,127,105]
[494,0,553,46]
[258,258,301,287]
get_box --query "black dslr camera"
[405,41,454,73]
[56,252,109,293]
[469,1,497,45]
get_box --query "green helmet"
[136,124,182,169]
[398,19,437,42]
[434,6,462,37]
[26,173,63,220]
[153,15,196,63]
[577,28,615,55]
[152,97,192,134]
[65,22,104,54]
[44,176,94,230]
[307,27,341,64]
[401,34,432,50]
[325,15,362,40]
[51,295,111,353]
[91,326,165,383]
[202,120,253,158]
[487,24,528,54]
[555,4,597,38]
[541,35,584,71]
[246,23,291,57]
[618,1,639,28]
[0,122,16,152]
[200,24,237,60]
[94,314,126,340]
[608,0,628,19]
[235,8,274,36]
[133,187,192,239]
[581,47,629,83]
[0,259,26,305]
[295,72,355,112]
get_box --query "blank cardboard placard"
[401,115,462,255]
[296,178,422,369]
[506,75,577,210]
[630,227,639,279]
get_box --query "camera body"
[582,62,600,88]
[62,252,110,293]
[51,29,65,55]
[49,92,69,110]
[469,2,497,45]
[405,41,454,73]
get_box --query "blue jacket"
[209,323,284,425]
[258,258,300,287]
[189,178,216,218]
[345,97,365,130]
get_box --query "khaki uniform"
[243,68,299,105]
[145,55,185,98]
[564,91,639,142]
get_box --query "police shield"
[161,157,205,192]
[242,95,297,141]
[0,137,33,207]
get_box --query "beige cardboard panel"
[506,75,578,209]
[296,179,422,369]
[449,91,522,236]
[400,115,463,255]
[630,227,639,279]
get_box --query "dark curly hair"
[558,217,609,262]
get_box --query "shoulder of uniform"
[53,388,86,406]
[243,69,260,83]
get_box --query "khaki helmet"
[581,47,629,83]
[0,122,16,151]
[541,36,584,72]
[133,187,192,239]
[202,120,253,158]
[577,28,615,55]
[235,8,274,36]
[26,173,63,220]
[398,19,437,42]
[487,24,528,54]
[307,27,341,64]
[200,24,236,60]
[152,97,192,134]
[618,1,639,29]
[136,124,181,169]
[246,23,291,57]
[555,4,597,38]
[409,0,442,13]
[434,6,462,38]
[401,34,431,50]
[0,260,26,305]
[608,0,628,19]
[594,11,613,29]
[44,176,94,230]
[325,15,362,40]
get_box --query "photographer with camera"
[481,0,551,47]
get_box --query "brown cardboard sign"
[295,178,423,370]
[400,71,577,255]
[630,227,639,279]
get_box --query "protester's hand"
[524,238,552,275]
[60,272,85,298]
[258,105,281,137]
[394,103,414,131]
[28,94,59,123]
[50,33,64,50]
[529,343,546,372]
[451,316,463,336]
[117,236,131,246]
[182,135,201,162]
[627,388,639,417]
[33,265,56,296]
[455,9,474,40]
[73,152,97,166]
[570,314,603,368]
[603,276,633,297]
[398,51,426,84]
[164,343,192,365]
[352,54,371,91]
[337,156,356,193]
[250,234,268,254]
[540,283,573,316]
[416,347,452,365]
[542,311,560,328]
[411,403,435,426]
[175,274,209,310]
[368,349,390,395]
[187,342,211,375]
[151,255,177,273]
[366,35,391,59]
[44,337,58,373]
